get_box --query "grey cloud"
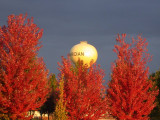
[0,0,160,81]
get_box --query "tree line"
[0,14,159,120]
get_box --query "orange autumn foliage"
[58,57,107,120]
[0,14,50,119]
[107,34,158,120]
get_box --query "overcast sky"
[0,0,160,81]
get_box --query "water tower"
[70,41,98,67]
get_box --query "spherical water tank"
[70,41,98,67]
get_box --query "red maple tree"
[58,57,107,120]
[0,14,50,119]
[107,34,158,120]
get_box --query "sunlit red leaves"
[58,57,107,120]
[0,14,50,119]
[107,34,158,120]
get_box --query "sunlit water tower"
[70,41,98,67]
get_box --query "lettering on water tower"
[70,52,84,56]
